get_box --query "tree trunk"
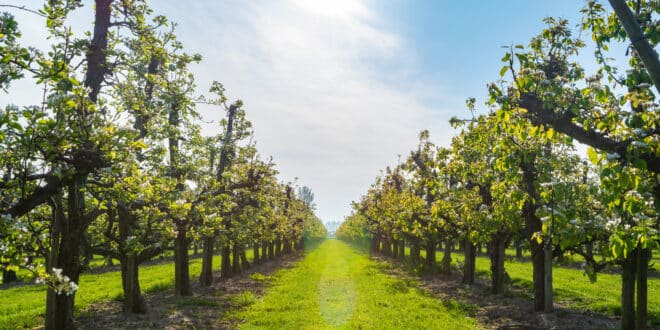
[231,244,241,275]
[121,254,147,313]
[199,236,214,286]
[240,247,250,269]
[221,245,232,278]
[543,240,554,312]
[2,270,17,284]
[262,241,269,261]
[398,239,405,260]
[531,240,545,312]
[411,242,421,265]
[425,240,437,268]
[268,242,275,260]
[46,183,84,330]
[463,238,476,285]
[392,240,399,259]
[441,239,452,274]
[253,242,260,265]
[283,238,292,254]
[174,229,191,296]
[515,240,523,259]
[636,248,649,330]
[382,240,392,257]
[370,235,381,255]
[275,238,282,257]
[621,248,637,330]
[489,233,508,294]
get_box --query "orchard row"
[0,1,325,329]
[338,3,658,330]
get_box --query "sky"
[2,0,593,224]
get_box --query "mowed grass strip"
[0,253,236,329]
[238,239,476,329]
[441,251,660,325]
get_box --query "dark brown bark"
[253,242,260,265]
[240,247,250,269]
[199,236,214,286]
[382,240,392,257]
[410,242,421,265]
[425,241,436,268]
[221,245,232,278]
[621,249,637,330]
[489,232,509,294]
[370,235,380,255]
[398,239,405,260]
[2,270,17,284]
[268,242,274,260]
[84,0,113,102]
[392,240,399,259]
[519,94,659,174]
[283,238,292,254]
[636,248,649,330]
[515,240,523,259]
[174,230,191,296]
[261,241,269,261]
[46,180,85,330]
[520,153,548,312]
[441,239,452,274]
[232,244,241,274]
[121,254,146,313]
[462,238,476,284]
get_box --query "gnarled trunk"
[121,254,147,313]
[410,242,421,265]
[253,242,260,265]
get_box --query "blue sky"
[4,1,597,224]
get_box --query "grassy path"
[237,239,476,329]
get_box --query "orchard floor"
[75,239,620,329]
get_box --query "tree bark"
[174,229,191,296]
[398,239,405,260]
[441,239,452,274]
[240,247,250,269]
[46,181,85,330]
[199,236,215,286]
[370,235,381,255]
[543,240,554,312]
[608,0,660,95]
[636,248,649,330]
[268,242,275,260]
[2,270,17,284]
[463,238,476,284]
[515,239,523,259]
[121,254,147,313]
[221,245,232,278]
[232,244,241,274]
[410,242,421,265]
[392,240,399,259]
[621,248,637,330]
[253,242,260,265]
[489,233,508,294]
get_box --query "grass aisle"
[237,239,476,329]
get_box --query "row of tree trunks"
[620,247,650,330]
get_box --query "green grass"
[428,249,660,326]
[237,239,476,329]
[0,250,252,329]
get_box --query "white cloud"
[159,0,462,222]
[3,0,462,222]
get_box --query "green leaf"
[499,66,508,77]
